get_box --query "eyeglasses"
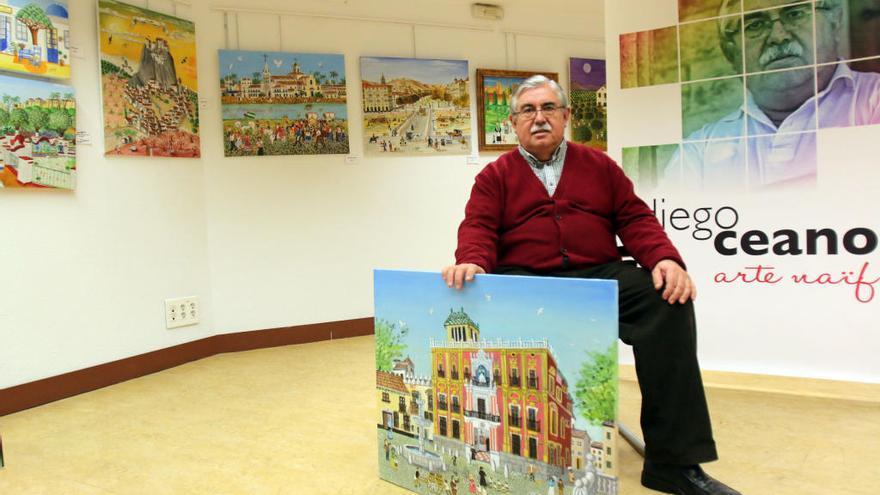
[512,104,567,120]
[741,5,812,39]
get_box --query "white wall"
[0,0,604,388]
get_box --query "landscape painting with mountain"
[374,270,620,495]
[219,49,348,156]
[360,57,470,156]
[98,0,199,157]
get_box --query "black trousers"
[496,261,718,465]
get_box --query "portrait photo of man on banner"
[623,0,880,192]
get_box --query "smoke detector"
[472,3,504,20]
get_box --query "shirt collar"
[518,140,567,169]
[743,62,855,128]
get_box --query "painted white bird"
[273,59,283,68]
[536,307,544,316]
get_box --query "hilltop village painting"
[361,57,470,156]
[0,1,71,79]
[98,0,199,157]
[219,50,348,156]
[0,74,75,189]
[374,270,620,495]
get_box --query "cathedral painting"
[219,50,348,156]
[374,270,620,495]
[98,0,199,157]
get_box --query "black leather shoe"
[641,461,741,495]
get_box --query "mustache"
[530,122,552,134]
[759,41,804,66]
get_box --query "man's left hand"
[651,259,696,304]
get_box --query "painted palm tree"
[16,5,53,46]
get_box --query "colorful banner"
[608,0,880,382]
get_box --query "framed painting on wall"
[569,58,607,151]
[98,0,200,157]
[374,269,620,495]
[0,1,71,80]
[0,74,76,190]
[476,69,558,152]
[219,49,349,156]
[360,56,470,156]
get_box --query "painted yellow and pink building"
[431,308,574,470]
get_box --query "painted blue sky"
[0,74,73,100]
[8,1,68,18]
[360,57,468,84]
[483,76,526,91]
[219,50,345,79]
[374,270,618,433]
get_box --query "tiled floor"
[1,336,877,494]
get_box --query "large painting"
[374,270,620,495]
[219,50,349,156]
[360,57,470,156]
[0,1,71,79]
[0,74,75,189]
[569,58,607,151]
[476,69,558,152]
[98,0,199,157]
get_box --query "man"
[442,75,739,495]
[665,0,880,190]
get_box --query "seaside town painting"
[375,270,619,495]
[0,74,75,189]
[0,1,71,80]
[219,50,348,156]
[360,57,470,156]
[98,0,199,157]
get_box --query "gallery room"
[0,0,877,493]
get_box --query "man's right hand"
[441,263,486,290]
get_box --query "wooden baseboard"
[619,364,880,404]
[0,317,373,417]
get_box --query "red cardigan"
[455,142,684,273]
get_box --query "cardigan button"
[561,248,568,254]
[555,214,562,220]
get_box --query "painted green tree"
[48,108,71,133]
[10,108,29,129]
[574,343,618,425]
[375,319,408,372]
[16,4,53,46]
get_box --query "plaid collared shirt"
[518,140,567,196]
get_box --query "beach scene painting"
[375,270,620,495]
[98,0,199,157]
[0,1,71,79]
[361,57,470,156]
[0,74,75,189]
[219,49,348,156]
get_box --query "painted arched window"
[475,364,491,385]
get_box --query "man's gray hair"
[509,75,568,116]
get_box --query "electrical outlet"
[164,296,200,329]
